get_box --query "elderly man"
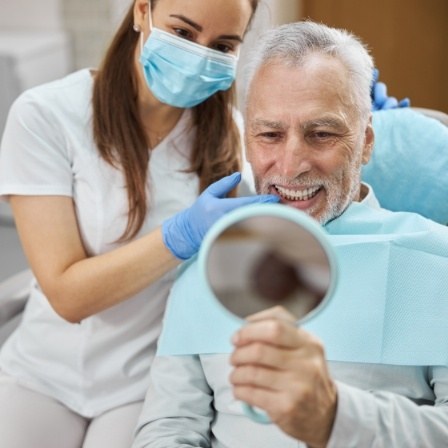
[133,22,448,447]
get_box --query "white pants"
[0,372,143,448]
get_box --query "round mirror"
[200,204,337,323]
[198,203,338,424]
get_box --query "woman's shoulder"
[7,69,95,134]
[12,69,94,116]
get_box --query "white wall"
[0,0,72,221]
[0,0,64,31]
[110,0,133,26]
[61,0,113,69]
[0,0,131,69]
[264,0,302,26]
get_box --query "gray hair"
[244,21,374,121]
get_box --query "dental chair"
[0,107,447,346]
[362,107,448,226]
[0,269,32,345]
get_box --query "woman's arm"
[11,195,178,323]
[11,174,278,322]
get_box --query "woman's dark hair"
[92,0,259,241]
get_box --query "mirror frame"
[198,203,339,324]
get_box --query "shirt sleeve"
[133,355,213,448]
[328,366,448,447]
[0,89,73,200]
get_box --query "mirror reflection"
[206,215,332,321]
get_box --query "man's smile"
[273,184,322,201]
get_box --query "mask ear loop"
[139,30,144,53]
[140,0,153,53]
[147,0,153,31]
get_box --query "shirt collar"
[359,182,380,209]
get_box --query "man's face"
[245,54,374,224]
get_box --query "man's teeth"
[275,185,320,201]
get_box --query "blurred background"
[0,0,447,281]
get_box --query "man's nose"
[279,137,312,178]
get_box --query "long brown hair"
[92,0,259,241]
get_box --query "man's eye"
[314,132,333,139]
[258,132,281,140]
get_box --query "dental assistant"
[0,1,277,447]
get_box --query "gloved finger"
[381,96,399,110]
[219,194,280,212]
[372,82,388,105]
[205,172,242,198]
[398,98,411,108]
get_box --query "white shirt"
[134,355,448,448]
[0,69,203,417]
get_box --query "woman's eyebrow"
[170,14,202,31]
[219,34,243,43]
[169,14,243,42]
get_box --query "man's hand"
[229,306,338,447]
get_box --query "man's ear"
[361,116,375,165]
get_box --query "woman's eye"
[173,28,193,40]
[213,43,233,54]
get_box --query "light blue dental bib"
[158,202,448,366]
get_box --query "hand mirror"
[198,203,338,423]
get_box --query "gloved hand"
[371,68,410,111]
[162,172,280,260]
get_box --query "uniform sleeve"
[328,366,448,447]
[133,355,213,448]
[0,90,73,200]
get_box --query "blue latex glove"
[371,68,410,111]
[162,172,280,260]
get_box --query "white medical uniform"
[0,68,248,418]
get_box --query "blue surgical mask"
[139,26,238,108]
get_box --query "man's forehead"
[246,56,353,127]
[250,54,351,101]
